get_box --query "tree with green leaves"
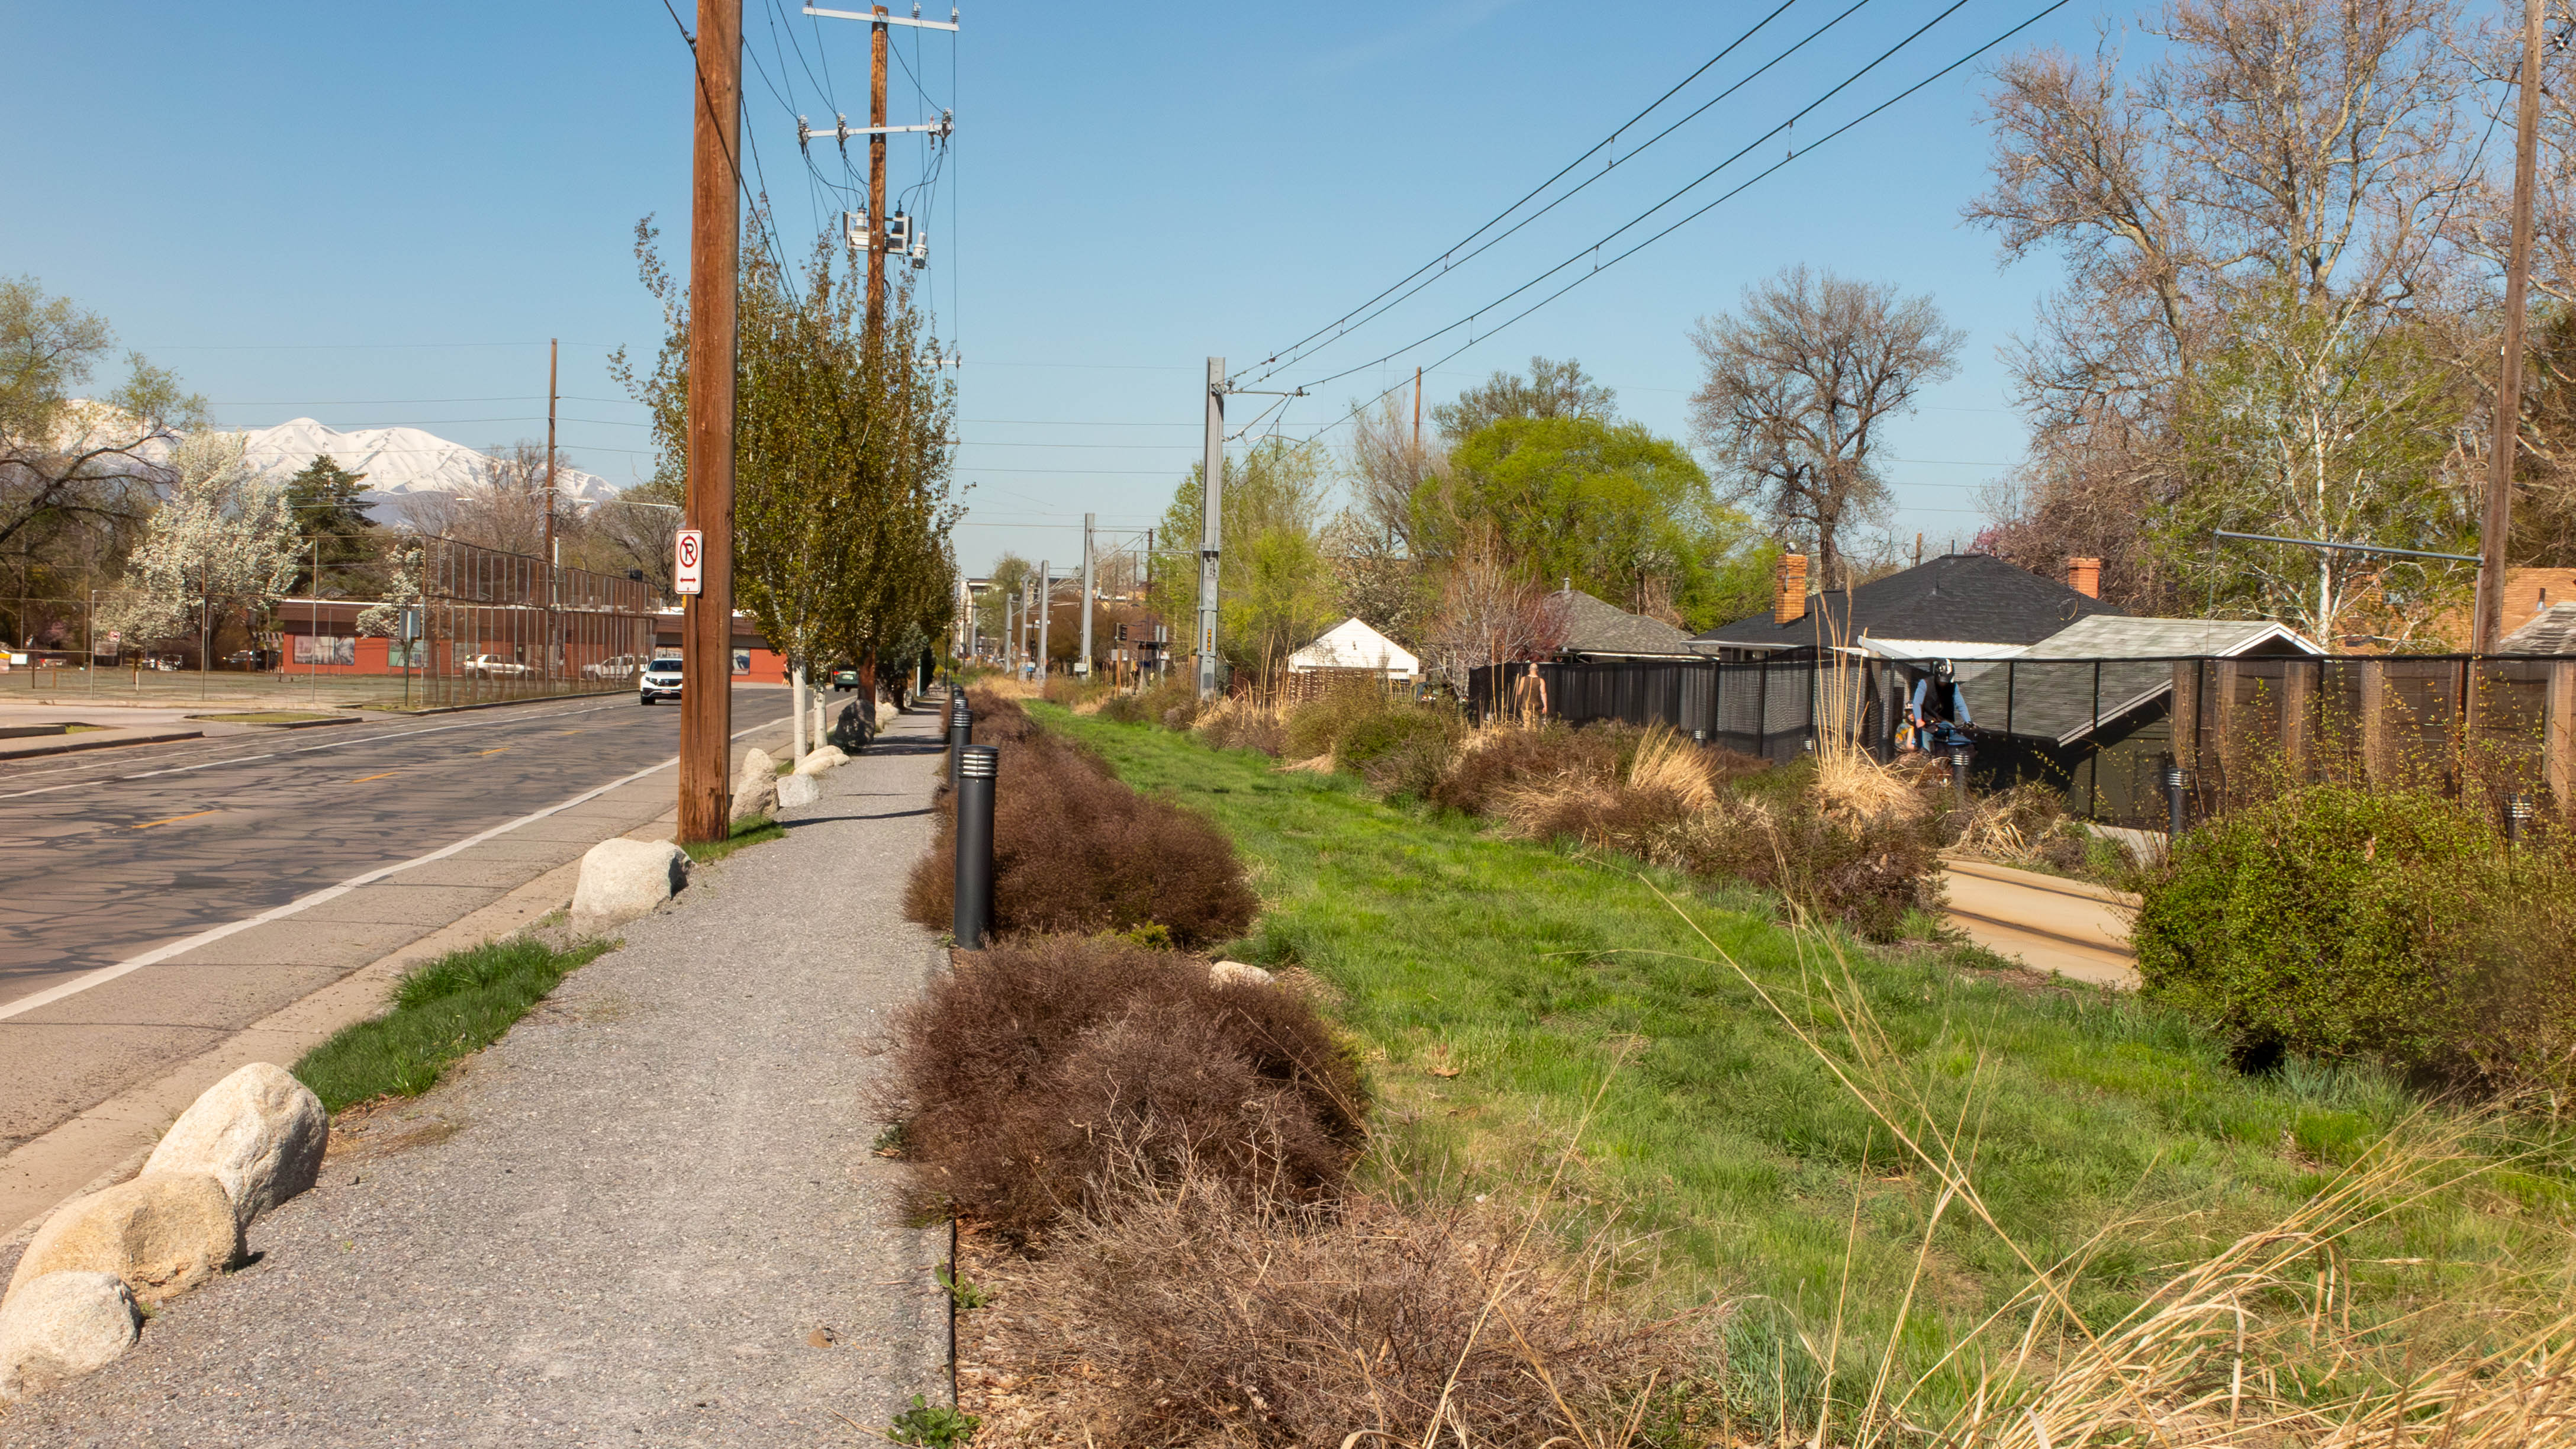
[1419,416,1766,630]
[1150,439,1339,677]
[282,455,381,595]
[614,213,959,700]
[1431,356,1616,443]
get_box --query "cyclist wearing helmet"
[1906,659,1973,753]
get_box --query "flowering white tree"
[103,433,300,651]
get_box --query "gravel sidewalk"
[1,702,955,1447]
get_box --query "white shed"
[1287,618,1418,680]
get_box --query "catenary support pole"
[2477,0,2546,653]
[1078,513,1095,677]
[1197,357,1224,700]
[1036,561,1051,679]
[952,745,997,948]
[680,0,742,844]
[544,337,558,681]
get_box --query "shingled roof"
[1552,588,1697,658]
[1694,554,2121,655]
[2501,602,2576,655]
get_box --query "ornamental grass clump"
[881,934,1365,1240]
[905,688,1256,947]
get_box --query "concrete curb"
[0,728,205,761]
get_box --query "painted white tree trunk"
[790,666,809,760]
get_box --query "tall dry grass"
[1640,883,2576,1448]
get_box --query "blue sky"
[1,0,2113,577]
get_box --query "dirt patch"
[323,1102,470,1164]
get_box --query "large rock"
[0,1272,139,1403]
[3,1173,242,1309]
[730,748,779,825]
[793,746,848,777]
[569,838,690,934]
[775,772,820,809]
[141,1062,327,1232]
[1209,960,1276,988]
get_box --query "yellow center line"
[134,810,217,830]
[475,747,512,756]
[352,771,398,783]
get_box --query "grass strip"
[682,814,784,864]
[294,936,612,1110]
[1034,703,2575,1424]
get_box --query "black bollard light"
[2161,756,2194,841]
[1946,736,1974,807]
[2507,791,2536,848]
[947,694,973,790]
[952,745,997,949]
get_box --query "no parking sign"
[674,529,704,595]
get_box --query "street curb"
[182,714,365,730]
[0,727,204,761]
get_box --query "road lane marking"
[352,772,398,783]
[0,713,791,1023]
[133,810,217,830]
[474,747,511,756]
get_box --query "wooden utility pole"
[867,5,890,338]
[681,0,742,844]
[543,337,558,680]
[2477,0,2546,654]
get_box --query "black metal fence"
[1469,652,2576,829]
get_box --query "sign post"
[674,530,704,596]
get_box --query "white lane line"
[0,702,632,802]
[0,714,790,1023]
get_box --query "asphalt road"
[0,682,790,1011]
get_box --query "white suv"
[639,656,684,704]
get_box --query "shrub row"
[883,934,1364,1240]
[901,687,1257,948]
[2136,784,2576,1092]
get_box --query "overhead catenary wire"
[1236,0,1821,387]
[1267,0,2076,454]
[1237,0,1882,389]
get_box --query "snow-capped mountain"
[240,417,623,508]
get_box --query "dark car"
[828,665,863,691]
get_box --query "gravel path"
[1,704,954,1447]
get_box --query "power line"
[1276,0,2073,449]
[1237,0,1814,386]
[1239,0,1878,388]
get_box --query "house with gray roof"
[2501,602,2576,655]
[1549,587,1697,660]
[1961,615,2322,822]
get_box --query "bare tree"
[1688,266,1963,590]
[1422,523,1567,691]
[398,442,568,557]
[1966,0,2484,610]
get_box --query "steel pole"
[1196,357,1223,700]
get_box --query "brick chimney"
[1773,553,1809,625]
[2066,556,2101,599]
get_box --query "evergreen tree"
[283,455,379,595]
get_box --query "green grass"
[1033,703,2575,1426]
[293,937,613,1110]
[681,815,784,864]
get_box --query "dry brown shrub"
[1194,694,1289,755]
[965,1171,1711,1448]
[907,691,1258,946]
[1429,722,1623,815]
[883,935,1366,1240]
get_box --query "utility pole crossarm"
[804,3,956,27]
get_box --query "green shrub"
[2133,785,2565,1081]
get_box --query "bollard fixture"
[1946,736,1973,806]
[2507,791,2536,848]
[946,694,974,788]
[952,745,998,949]
[2160,756,2195,841]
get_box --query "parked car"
[584,654,642,681]
[639,656,684,704]
[828,664,864,691]
[462,654,533,678]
